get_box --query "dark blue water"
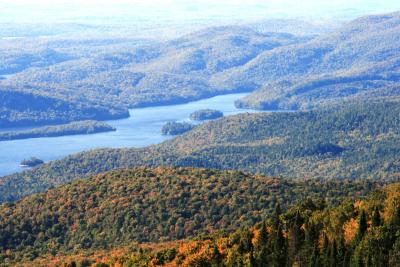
[0,93,260,176]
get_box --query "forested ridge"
[0,167,384,265]
[0,89,128,128]
[0,27,303,128]
[0,120,115,141]
[4,178,399,267]
[1,98,399,202]
[1,12,400,127]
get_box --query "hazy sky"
[1,0,399,23]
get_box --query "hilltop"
[0,167,380,264]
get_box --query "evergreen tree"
[309,244,321,267]
[329,239,338,267]
[288,211,304,265]
[256,246,269,267]
[321,234,330,267]
[249,251,257,267]
[272,203,281,230]
[269,225,286,267]
[256,222,268,248]
[390,205,400,227]
[305,222,319,248]
[238,229,253,254]
[255,222,269,267]
[355,210,367,243]
[371,207,381,227]
[211,243,223,267]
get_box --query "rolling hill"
[1,26,306,110]
[1,12,399,127]
[0,89,128,128]
[0,167,381,264]
[35,182,399,267]
[225,12,400,110]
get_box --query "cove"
[0,93,261,176]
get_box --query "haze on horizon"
[1,0,400,24]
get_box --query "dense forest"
[0,120,115,141]
[0,167,385,265]
[1,12,399,128]
[0,27,303,128]
[20,157,44,167]
[161,122,195,135]
[224,12,400,110]
[1,98,399,202]
[190,109,224,121]
[0,89,128,128]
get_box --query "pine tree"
[256,222,268,248]
[211,243,223,267]
[269,225,286,267]
[256,246,269,267]
[371,207,381,227]
[309,244,320,267]
[288,211,304,265]
[255,222,269,267]
[238,229,253,254]
[355,210,367,243]
[390,205,400,227]
[321,234,329,267]
[329,239,338,267]
[272,203,282,230]
[305,222,319,248]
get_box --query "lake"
[0,93,260,176]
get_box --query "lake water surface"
[0,93,260,176]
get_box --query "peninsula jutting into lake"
[0,120,116,142]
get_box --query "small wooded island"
[0,120,116,141]
[161,121,194,135]
[190,109,223,121]
[20,157,44,167]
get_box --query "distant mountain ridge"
[224,12,400,109]
[1,12,399,127]
[1,26,306,109]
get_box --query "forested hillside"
[229,12,400,110]
[1,12,399,127]
[0,89,128,127]
[0,167,382,265]
[1,98,399,202]
[0,120,115,141]
[0,27,304,123]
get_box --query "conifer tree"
[238,229,253,254]
[309,244,320,267]
[255,222,269,267]
[256,222,268,248]
[329,239,338,267]
[355,210,367,243]
[371,207,381,227]
[211,243,223,267]
[269,225,286,267]
[390,205,400,227]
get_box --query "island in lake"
[0,120,116,141]
[20,157,44,167]
[161,122,194,135]
[190,109,224,121]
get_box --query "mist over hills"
[1,5,400,266]
[1,12,399,128]
[228,12,400,109]
[1,26,306,109]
